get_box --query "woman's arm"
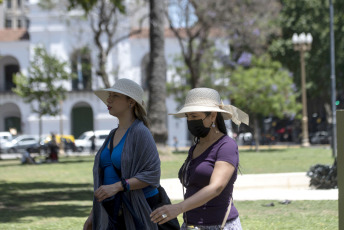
[94,178,150,202]
[150,161,235,224]
[83,208,93,230]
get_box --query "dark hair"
[194,112,227,143]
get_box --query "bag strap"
[220,197,233,229]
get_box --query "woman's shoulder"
[130,120,152,136]
[218,135,238,149]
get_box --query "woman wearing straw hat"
[83,78,161,230]
[151,88,249,230]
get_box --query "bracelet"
[125,179,130,191]
[121,178,130,192]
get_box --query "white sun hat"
[169,88,249,126]
[94,78,146,115]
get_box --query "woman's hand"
[150,204,182,225]
[83,215,92,230]
[94,182,121,202]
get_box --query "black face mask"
[187,116,211,138]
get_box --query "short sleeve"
[216,138,239,168]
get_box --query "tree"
[228,54,301,151]
[65,0,143,88]
[13,47,74,142]
[166,0,223,88]
[223,0,281,62]
[269,0,344,115]
[43,0,169,144]
[167,47,227,104]
[166,0,281,94]
[147,0,168,143]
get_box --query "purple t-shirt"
[182,135,239,225]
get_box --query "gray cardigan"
[92,120,160,230]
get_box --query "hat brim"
[94,88,147,115]
[169,105,233,120]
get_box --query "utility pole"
[329,0,337,157]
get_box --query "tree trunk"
[148,0,168,144]
[253,116,260,152]
[97,51,110,88]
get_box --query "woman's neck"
[199,129,222,144]
[117,113,136,130]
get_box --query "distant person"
[151,88,249,230]
[90,134,96,154]
[173,136,179,152]
[48,134,59,162]
[83,79,177,230]
[21,147,36,164]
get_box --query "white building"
[0,0,195,147]
[0,0,231,147]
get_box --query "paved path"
[161,172,338,201]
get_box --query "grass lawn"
[0,146,337,229]
[161,146,334,176]
[173,200,338,230]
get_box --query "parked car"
[237,132,253,145]
[0,132,13,153]
[0,131,12,143]
[1,135,39,153]
[75,130,111,152]
[310,131,330,144]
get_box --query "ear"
[129,99,136,106]
[211,112,217,122]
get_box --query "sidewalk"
[161,172,338,201]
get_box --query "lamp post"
[292,32,313,147]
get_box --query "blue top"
[100,128,158,198]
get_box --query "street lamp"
[292,32,313,147]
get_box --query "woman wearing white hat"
[84,78,161,230]
[151,88,249,230]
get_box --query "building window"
[5,19,12,28]
[17,0,21,7]
[5,64,19,91]
[17,19,22,28]
[7,0,12,9]
[26,19,30,28]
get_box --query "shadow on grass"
[0,181,94,222]
[51,158,95,165]
[0,156,95,168]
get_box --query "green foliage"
[229,54,301,119]
[37,0,57,10]
[67,0,126,14]
[269,0,344,100]
[167,48,230,105]
[13,47,75,117]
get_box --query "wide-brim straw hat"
[169,88,249,126]
[94,78,146,115]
